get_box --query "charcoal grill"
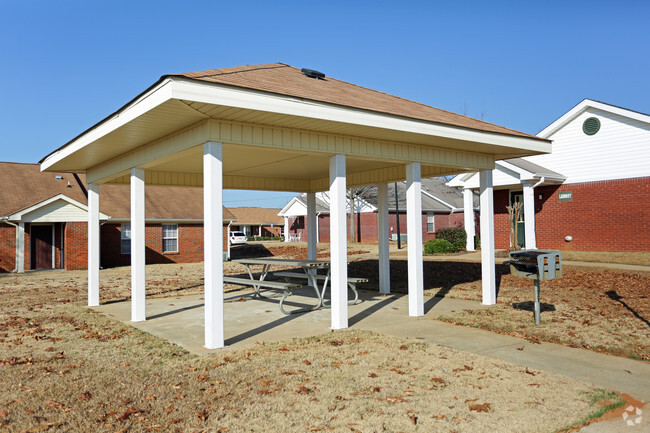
[508,250,562,324]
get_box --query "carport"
[40,63,551,349]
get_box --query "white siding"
[22,200,88,223]
[530,107,650,184]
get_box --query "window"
[427,213,435,233]
[162,224,178,253]
[121,224,131,254]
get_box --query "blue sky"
[1,1,648,208]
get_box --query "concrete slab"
[93,288,650,405]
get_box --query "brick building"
[228,207,284,238]
[279,178,476,243]
[0,162,235,272]
[448,99,650,252]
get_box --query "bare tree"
[506,202,523,250]
[347,186,374,243]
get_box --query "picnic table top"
[232,257,331,268]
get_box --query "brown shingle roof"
[173,63,541,140]
[0,162,235,221]
[228,207,283,225]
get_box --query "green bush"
[435,228,467,252]
[424,238,456,254]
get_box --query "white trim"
[42,77,550,174]
[40,79,174,171]
[7,194,110,222]
[171,78,549,153]
[538,99,650,138]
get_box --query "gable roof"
[538,98,650,138]
[173,63,542,140]
[0,162,236,221]
[228,207,283,225]
[279,178,474,217]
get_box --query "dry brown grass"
[0,259,611,432]
[560,251,650,267]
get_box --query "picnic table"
[229,258,330,314]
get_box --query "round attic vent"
[582,117,600,135]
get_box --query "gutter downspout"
[2,218,21,273]
[532,176,545,189]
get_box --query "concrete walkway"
[93,288,650,406]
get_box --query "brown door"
[31,225,53,269]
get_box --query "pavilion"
[40,63,551,349]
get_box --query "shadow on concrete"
[348,293,401,326]
[226,311,304,346]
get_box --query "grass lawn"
[0,257,623,433]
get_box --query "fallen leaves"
[468,402,492,413]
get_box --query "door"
[31,225,53,269]
[510,192,525,249]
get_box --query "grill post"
[534,279,541,325]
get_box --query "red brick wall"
[286,211,466,244]
[65,222,88,270]
[61,222,227,270]
[489,177,650,252]
[0,225,15,272]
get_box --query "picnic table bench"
[222,276,306,315]
[272,271,366,306]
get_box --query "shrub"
[424,238,456,254]
[435,228,467,252]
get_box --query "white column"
[204,142,224,349]
[522,182,537,250]
[479,170,496,305]
[88,183,100,306]
[284,217,290,242]
[16,222,25,273]
[130,168,146,322]
[307,192,317,261]
[329,154,348,329]
[406,163,424,316]
[463,188,476,251]
[377,182,390,294]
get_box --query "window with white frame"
[121,224,131,254]
[162,224,178,253]
[427,213,435,233]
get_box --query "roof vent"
[54,175,63,180]
[301,68,326,80]
[582,117,600,135]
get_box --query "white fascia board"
[278,197,307,217]
[497,161,528,179]
[538,99,650,138]
[41,80,174,171]
[420,190,455,211]
[278,196,301,216]
[171,78,550,154]
[8,194,110,221]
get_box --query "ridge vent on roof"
[301,68,326,80]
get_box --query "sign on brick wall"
[558,191,573,202]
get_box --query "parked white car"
[229,231,247,245]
